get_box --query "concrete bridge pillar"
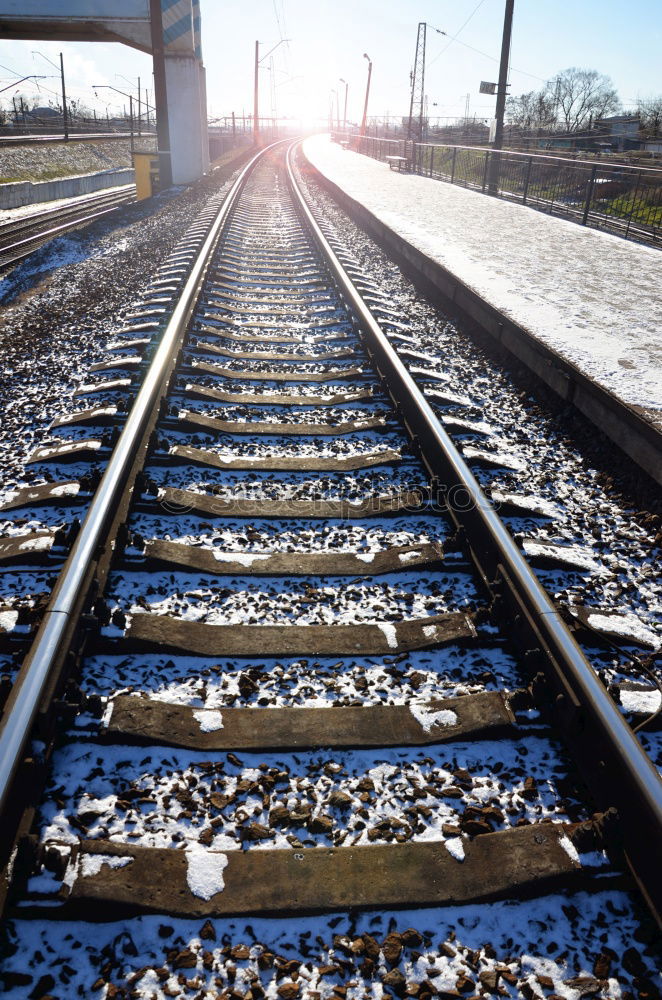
[164,53,208,184]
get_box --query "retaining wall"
[0,167,135,210]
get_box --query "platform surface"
[304,135,662,431]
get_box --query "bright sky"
[0,0,660,125]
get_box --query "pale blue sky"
[0,1,660,124]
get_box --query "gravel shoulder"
[0,148,253,485]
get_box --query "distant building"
[592,115,641,152]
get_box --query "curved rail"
[286,141,662,922]
[0,141,278,817]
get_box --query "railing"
[337,133,662,247]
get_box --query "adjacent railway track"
[0,184,136,271]
[0,140,660,993]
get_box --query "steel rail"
[286,141,662,923]
[0,188,133,241]
[0,189,137,269]
[0,141,279,819]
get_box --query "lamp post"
[360,53,372,137]
[253,37,291,144]
[339,77,348,131]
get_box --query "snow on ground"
[0,183,134,223]
[303,136,662,419]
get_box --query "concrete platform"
[302,136,662,486]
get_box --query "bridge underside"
[0,3,210,185]
[0,19,151,51]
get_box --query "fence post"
[482,151,490,192]
[624,171,642,240]
[451,147,457,184]
[522,156,532,204]
[429,146,434,177]
[582,165,597,226]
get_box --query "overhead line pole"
[360,53,372,138]
[59,53,68,141]
[488,0,514,194]
[253,40,260,144]
[493,0,514,152]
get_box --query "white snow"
[444,837,465,862]
[213,551,271,566]
[80,854,133,878]
[50,483,80,497]
[620,687,662,714]
[410,704,458,731]
[558,835,580,865]
[185,844,228,900]
[304,135,662,417]
[193,709,224,732]
[399,550,421,563]
[377,622,398,648]
[18,536,53,552]
[101,700,115,728]
[587,611,661,649]
[0,610,18,632]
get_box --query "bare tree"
[637,96,662,138]
[546,68,620,131]
[506,89,557,129]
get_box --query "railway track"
[0,184,136,272]
[0,140,660,995]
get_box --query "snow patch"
[185,844,228,900]
[80,854,133,878]
[399,550,421,563]
[444,837,465,862]
[193,709,224,732]
[559,835,580,865]
[620,688,662,714]
[213,551,271,566]
[377,622,398,648]
[50,483,80,497]
[0,610,18,632]
[410,704,458,732]
[587,612,660,649]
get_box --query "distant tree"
[637,96,662,138]
[547,68,620,131]
[506,89,557,129]
[507,68,620,134]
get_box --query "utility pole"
[60,52,69,141]
[253,38,290,145]
[360,53,372,137]
[492,0,514,152]
[149,0,172,187]
[339,78,348,131]
[407,23,426,141]
[253,40,259,144]
[137,76,141,135]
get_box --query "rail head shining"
[0,142,280,815]
[286,140,662,920]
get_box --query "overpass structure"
[0,0,210,186]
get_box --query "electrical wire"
[428,0,488,67]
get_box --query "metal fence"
[339,134,662,247]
